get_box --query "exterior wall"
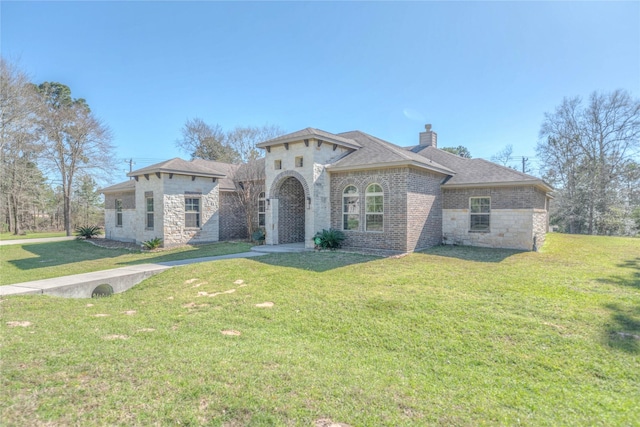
[104,191,136,243]
[277,177,306,243]
[264,140,350,248]
[442,186,549,251]
[218,191,248,241]
[330,168,409,252]
[161,174,219,247]
[407,168,444,251]
[134,175,165,245]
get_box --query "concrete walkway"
[0,251,267,298]
[0,236,76,246]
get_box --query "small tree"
[441,145,472,158]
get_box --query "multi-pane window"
[185,198,200,228]
[470,197,490,231]
[146,196,154,229]
[258,192,266,227]
[365,184,383,232]
[274,160,282,170]
[342,185,359,230]
[115,199,123,227]
[295,156,303,167]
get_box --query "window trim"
[295,156,303,168]
[274,159,282,170]
[115,199,123,227]
[145,196,154,230]
[342,185,360,231]
[469,196,491,232]
[185,197,201,229]
[365,183,384,233]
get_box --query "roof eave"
[442,180,553,192]
[327,160,454,175]
[127,168,226,179]
[257,136,361,151]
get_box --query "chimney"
[419,124,437,148]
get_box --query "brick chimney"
[419,124,437,147]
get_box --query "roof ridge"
[473,158,540,180]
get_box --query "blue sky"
[2,1,639,181]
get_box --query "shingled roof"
[326,131,454,175]
[128,158,227,180]
[256,127,362,150]
[100,179,136,193]
[413,146,552,191]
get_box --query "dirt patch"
[86,303,94,307]
[255,302,274,308]
[184,279,199,284]
[197,289,237,297]
[234,279,244,285]
[122,310,136,315]
[221,330,241,336]
[94,314,110,317]
[315,419,352,427]
[6,321,32,327]
[183,302,197,308]
[137,328,156,332]
[103,334,129,340]
[167,296,174,300]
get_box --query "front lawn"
[0,231,67,240]
[1,233,639,426]
[0,240,253,285]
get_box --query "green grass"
[1,233,639,426]
[0,240,253,285]
[0,231,67,240]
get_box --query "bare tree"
[35,82,115,236]
[538,90,640,235]
[0,58,44,234]
[176,118,239,163]
[491,144,514,167]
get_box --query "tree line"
[1,59,112,236]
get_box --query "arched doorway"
[276,176,305,244]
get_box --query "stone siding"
[264,140,350,248]
[134,174,165,244]
[218,191,248,241]
[407,168,444,250]
[443,208,538,250]
[104,190,136,243]
[161,174,219,247]
[330,168,409,252]
[532,209,548,250]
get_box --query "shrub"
[251,228,265,243]
[142,237,163,250]
[313,228,346,250]
[75,225,103,239]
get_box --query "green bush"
[142,237,163,250]
[75,225,103,239]
[313,228,346,250]
[251,228,266,243]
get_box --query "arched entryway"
[275,176,306,244]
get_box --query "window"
[185,198,200,228]
[146,196,154,229]
[342,185,359,230]
[470,197,490,231]
[365,184,383,232]
[258,192,266,227]
[274,160,282,170]
[115,199,123,227]
[295,156,303,167]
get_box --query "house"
[101,125,552,252]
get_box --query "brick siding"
[219,191,248,240]
[277,177,306,243]
[407,168,444,250]
[443,186,546,210]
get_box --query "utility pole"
[522,157,528,173]
[125,158,134,178]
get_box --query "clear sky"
[2,1,639,181]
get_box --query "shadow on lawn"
[599,257,640,353]
[419,244,523,263]
[252,251,378,273]
[8,240,130,270]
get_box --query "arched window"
[342,185,359,230]
[258,192,266,227]
[365,183,383,232]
